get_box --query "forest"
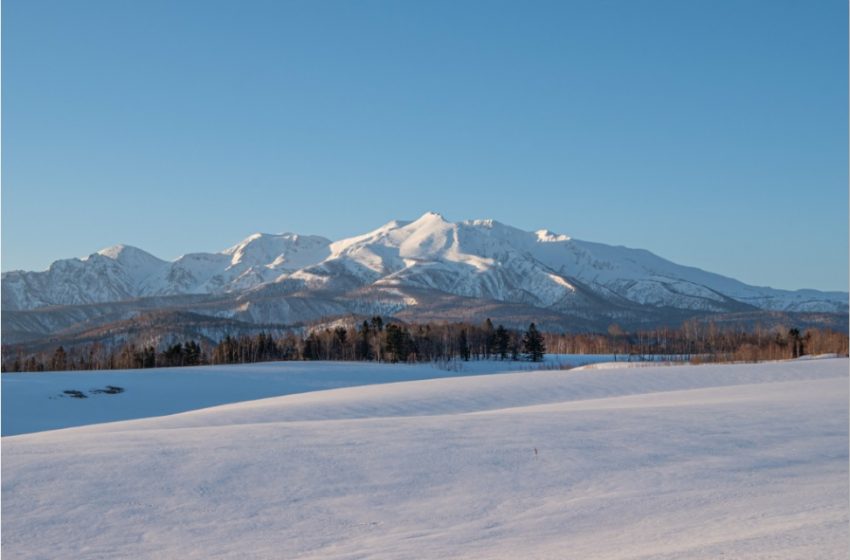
[1,317,847,373]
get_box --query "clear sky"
[3,0,847,292]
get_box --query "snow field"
[1,355,616,436]
[2,358,847,559]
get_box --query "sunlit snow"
[2,358,847,559]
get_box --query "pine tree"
[184,341,201,366]
[494,325,510,360]
[333,327,348,360]
[142,346,156,368]
[357,321,372,360]
[303,333,320,360]
[788,328,805,358]
[385,324,410,363]
[459,329,470,361]
[522,323,545,362]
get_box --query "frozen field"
[1,355,622,436]
[2,358,848,559]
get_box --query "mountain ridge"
[3,212,847,346]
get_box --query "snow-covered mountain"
[3,212,847,341]
[289,212,847,314]
[2,233,332,310]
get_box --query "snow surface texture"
[3,212,846,313]
[2,355,615,436]
[3,358,847,559]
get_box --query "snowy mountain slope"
[303,212,845,313]
[532,236,848,313]
[288,213,595,310]
[1,245,169,310]
[3,359,847,559]
[159,233,332,295]
[3,213,846,325]
[1,233,332,310]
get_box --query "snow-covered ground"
[1,355,620,436]
[2,358,847,559]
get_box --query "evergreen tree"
[160,343,182,367]
[459,329,470,361]
[184,341,202,366]
[522,323,545,362]
[385,324,410,363]
[333,327,348,360]
[494,325,510,360]
[788,328,805,358]
[142,346,156,368]
[357,321,372,360]
[303,333,320,360]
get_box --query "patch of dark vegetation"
[90,385,125,395]
[58,386,125,399]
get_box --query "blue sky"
[3,0,847,291]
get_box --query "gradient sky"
[3,0,847,291]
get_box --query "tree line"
[2,317,846,373]
[544,321,848,363]
[1,318,546,372]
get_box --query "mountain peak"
[536,229,570,243]
[95,244,131,259]
[223,232,309,255]
[411,211,449,225]
[222,232,331,269]
[402,212,453,239]
[94,244,161,262]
